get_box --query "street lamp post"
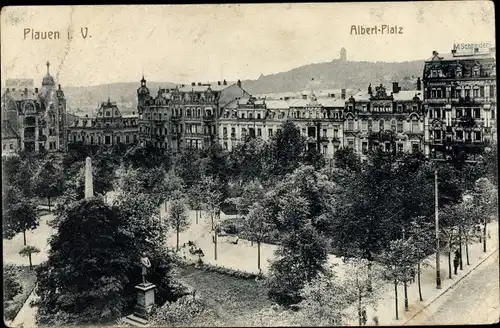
[435,170,442,289]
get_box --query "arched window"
[379,120,384,131]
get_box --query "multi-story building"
[1,61,67,153]
[422,47,496,161]
[2,124,20,156]
[137,77,250,152]
[344,82,424,161]
[67,98,139,146]
[217,91,346,158]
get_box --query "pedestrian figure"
[373,316,379,326]
[453,251,460,275]
[361,309,367,326]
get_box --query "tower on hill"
[340,47,347,61]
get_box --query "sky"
[0,2,495,87]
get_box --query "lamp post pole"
[435,170,442,289]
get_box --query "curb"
[402,246,499,325]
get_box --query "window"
[333,129,339,138]
[475,131,481,141]
[465,108,472,117]
[474,108,480,119]
[492,109,495,119]
[456,109,463,118]
[411,120,419,133]
[431,89,437,98]
[385,143,391,152]
[269,129,273,136]
[257,113,261,119]
[456,130,463,140]
[361,121,368,131]
[473,89,479,98]
[116,136,121,144]
[480,86,485,97]
[106,111,110,116]
[348,140,355,149]
[323,129,327,137]
[490,85,496,98]
[223,127,227,135]
[249,113,253,119]
[257,128,262,137]
[465,89,470,98]
[308,127,316,138]
[362,142,368,154]
[436,89,442,98]
[397,121,403,133]
[412,144,420,153]
[224,142,228,150]
[397,143,403,152]
[134,135,137,142]
[105,136,111,144]
[397,104,403,112]
[241,113,245,119]
[242,128,247,136]
[435,130,442,139]
[322,144,328,154]
[379,120,384,131]
[347,120,354,131]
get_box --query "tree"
[167,198,190,252]
[150,295,211,327]
[333,147,362,173]
[19,245,41,270]
[407,218,435,301]
[439,204,461,279]
[3,185,40,245]
[266,190,328,306]
[244,199,276,270]
[4,264,23,302]
[33,157,65,210]
[378,238,418,319]
[342,258,383,325]
[267,121,306,177]
[161,170,185,212]
[472,177,498,252]
[297,270,352,326]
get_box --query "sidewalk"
[9,291,38,328]
[365,220,499,326]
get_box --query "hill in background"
[64,59,424,116]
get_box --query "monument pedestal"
[125,283,157,326]
[133,283,157,319]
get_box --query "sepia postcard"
[1,2,498,327]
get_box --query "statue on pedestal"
[140,252,151,285]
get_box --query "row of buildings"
[2,46,496,162]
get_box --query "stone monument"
[84,157,93,200]
[124,254,157,326]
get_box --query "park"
[3,121,499,327]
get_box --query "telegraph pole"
[435,170,442,289]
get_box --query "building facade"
[217,92,346,158]
[1,62,67,153]
[422,47,496,161]
[344,82,424,161]
[67,99,139,146]
[137,77,250,152]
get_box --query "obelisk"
[84,157,94,199]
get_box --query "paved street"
[406,252,499,325]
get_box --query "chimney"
[237,79,241,88]
[218,81,221,86]
[302,94,307,100]
[24,88,28,93]
[6,88,9,92]
[416,77,421,91]
[392,82,400,94]
[191,82,195,86]
[223,79,227,85]
[341,88,346,99]
[432,51,438,56]
[85,114,88,118]
[35,87,38,93]
[451,49,457,55]
[181,84,185,87]
[12,88,15,91]
[198,82,201,86]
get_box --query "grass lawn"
[4,265,37,322]
[177,265,273,326]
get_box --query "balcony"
[203,115,215,122]
[320,136,329,143]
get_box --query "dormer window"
[430,69,442,78]
[456,66,462,78]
